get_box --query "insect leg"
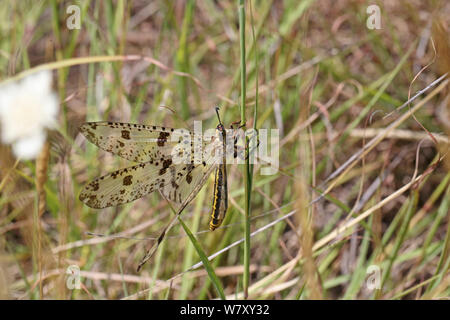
[233,130,259,161]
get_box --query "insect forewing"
[79,122,189,163]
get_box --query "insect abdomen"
[209,165,228,230]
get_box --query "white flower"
[0,70,59,159]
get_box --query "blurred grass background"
[0,0,449,299]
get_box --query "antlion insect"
[79,107,254,271]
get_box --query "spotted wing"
[80,159,186,208]
[79,121,193,163]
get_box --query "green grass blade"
[178,217,226,300]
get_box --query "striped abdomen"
[209,163,228,230]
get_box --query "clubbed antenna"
[215,106,223,126]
